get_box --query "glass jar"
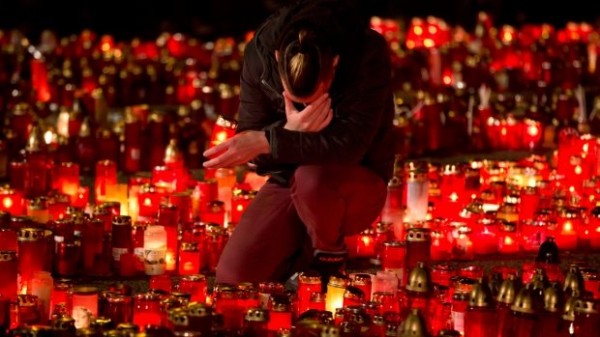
[267,295,292,332]
[350,273,373,303]
[382,241,406,286]
[0,251,17,301]
[111,216,133,272]
[178,242,201,276]
[178,275,208,303]
[406,227,431,271]
[17,227,47,283]
[243,307,269,336]
[103,294,132,325]
[69,287,99,328]
[132,293,161,330]
[187,302,212,336]
[143,225,167,276]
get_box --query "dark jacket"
[236,0,396,186]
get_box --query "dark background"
[0,0,598,41]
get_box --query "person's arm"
[236,39,281,133]
[266,32,393,165]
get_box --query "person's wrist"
[261,129,271,154]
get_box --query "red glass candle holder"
[17,227,48,286]
[297,272,322,313]
[0,251,18,301]
[132,293,162,330]
[192,179,218,217]
[406,227,431,271]
[178,275,208,303]
[103,294,133,325]
[381,241,406,286]
[95,160,117,203]
[69,286,98,329]
[209,115,237,147]
[230,188,256,224]
[497,222,520,255]
[178,242,201,276]
[0,188,24,216]
[137,186,161,219]
[55,162,80,199]
[111,216,133,273]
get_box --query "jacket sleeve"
[236,39,281,133]
[266,32,393,165]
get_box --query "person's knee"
[292,165,329,198]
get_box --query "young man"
[203,0,396,285]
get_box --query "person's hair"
[276,25,337,98]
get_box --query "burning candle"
[178,242,201,276]
[404,169,429,223]
[178,275,208,303]
[0,251,17,301]
[17,227,48,287]
[95,160,117,203]
[111,216,133,273]
[70,286,99,329]
[132,293,162,330]
[0,188,24,216]
[498,222,520,255]
[326,276,348,314]
[381,241,406,286]
[471,219,498,256]
[143,225,167,276]
[554,207,581,251]
[29,271,53,323]
[297,272,322,314]
[210,115,237,147]
[192,179,218,217]
[55,162,80,200]
[406,227,431,271]
[230,188,256,225]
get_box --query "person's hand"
[283,91,333,132]
[202,130,270,169]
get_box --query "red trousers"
[215,165,387,284]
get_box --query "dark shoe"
[310,250,347,291]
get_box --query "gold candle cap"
[438,330,461,337]
[179,242,198,252]
[17,227,45,241]
[563,295,579,321]
[112,215,132,226]
[563,264,584,296]
[497,274,520,305]
[298,271,322,285]
[351,273,373,286]
[187,302,212,317]
[544,283,565,313]
[469,279,494,308]
[574,299,600,314]
[0,250,17,262]
[168,308,188,327]
[406,262,431,293]
[116,323,139,334]
[407,228,431,242]
[398,309,428,337]
[26,122,46,152]
[511,287,538,314]
[244,308,269,323]
[328,275,348,288]
[164,139,182,165]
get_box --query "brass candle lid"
[563,264,584,296]
[511,287,537,314]
[187,302,212,317]
[497,274,520,305]
[544,283,565,313]
[244,307,269,322]
[406,262,431,293]
[469,279,494,308]
[298,271,322,285]
[398,309,428,337]
[0,250,16,262]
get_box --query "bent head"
[276,26,339,104]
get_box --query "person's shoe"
[309,250,347,291]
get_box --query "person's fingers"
[203,140,229,158]
[283,91,296,116]
[314,108,333,132]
